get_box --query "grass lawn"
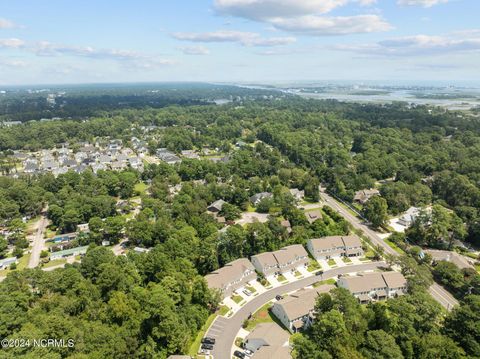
[187,313,217,357]
[277,274,287,282]
[232,295,244,304]
[243,302,274,331]
[327,258,336,267]
[259,278,272,288]
[365,247,376,260]
[475,264,480,274]
[294,270,302,277]
[246,285,257,293]
[218,305,230,316]
[134,182,148,195]
[246,205,256,213]
[307,259,321,272]
[384,238,405,254]
[313,278,337,287]
[17,252,31,270]
[42,258,67,269]
[343,257,352,264]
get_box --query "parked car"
[234,350,245,358]
[275,294,283,301]
[244,348,253,356]
[315,270,324,276]
[201,337,216,345]
[201,343,214,350]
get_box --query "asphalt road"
[208,261,386,359]
[319,190,459,311]
[27,213,48,269]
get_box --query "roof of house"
[381,271,407,289]
[275,285,334,321]
[246,323,289,348]
[0,257,17,266]
[308,236,345,251]
[250,192,272,203]
[306,210,322,223]
[252,345,291,359]
[208,199,226,211]
[425,249,474,270]
[251,251,278,268]
[341,235,362,248]
[205,258,254,290]
[272,245,306,265]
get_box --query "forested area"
[1,90,480,357]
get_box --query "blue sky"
[0,0,479,85]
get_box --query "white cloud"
[178,45,210,55]
[214,0,348,20]
[270,15,392,35]
[0,38,25,48]
[0,18,16,29]
[172,30,296,47]
[333,31,480,56]
[33,41,175,69]
[213,0,391,36]
[397,0,449,7]
[0,58,27,68]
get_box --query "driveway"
[208,261,386,359]
[28,212,49,269]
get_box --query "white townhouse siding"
[205,258,256,298]
[251,252,278,277]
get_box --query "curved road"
[319,190,458,310]
[208,261,386,359]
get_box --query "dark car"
[201,343,214,350]
[201,337,216,345]
[234,350,245,358]
[275,295,283,301]
[315,270,324,276]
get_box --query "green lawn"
[343,257,352,264]
[17,252,31,270]
[277,274,287,282]
[327,258,336,266]
[187,313,217,357]
[42,258,67,269]
[218,305,230,316]
[134,182,148,195]
[243,302,274,331]
[294,270,302,277]
[307,259,321,272]
[231,295,244,304]
[384,238,405,254]
[313,278,336,287]
[245,285,257,293]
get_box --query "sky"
[0,0,479,85]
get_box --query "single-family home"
[289,188,305,202]
[424,249,475,270]
[207,199,226,213]
[251,345,291,359]
[337,271,407,303]
[0,257,17,270]
[205,258,256,298]
[250,192,273,206]
[50,246,88,260]
[397,206,422,227]
[244,323,289,354]
[305,210,322,224]
[354,189,380,205]
[271,285,334,332]
[51,232,77,244]
[307,235,363,260]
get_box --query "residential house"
[280,220,292,234]
[271,285,334,332]
[305,210,322,224]
[0,257,17,270]
[204,258,256,298]
[50,233,77,244]
[156,148,181,164]
[50,246,88,260]
[353,189,380,205]
[251,345,291,359]
[244,322,289,354]
[250,192,273,206]
[424,249,475,270]
[307,235,363,260]
[272,244,309,273]
[181,150,200,159]
[251,252,279,277]
[397,206,422,227]
[289,188,305,202]
[207,199,226,213]
[337,271,407,303]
